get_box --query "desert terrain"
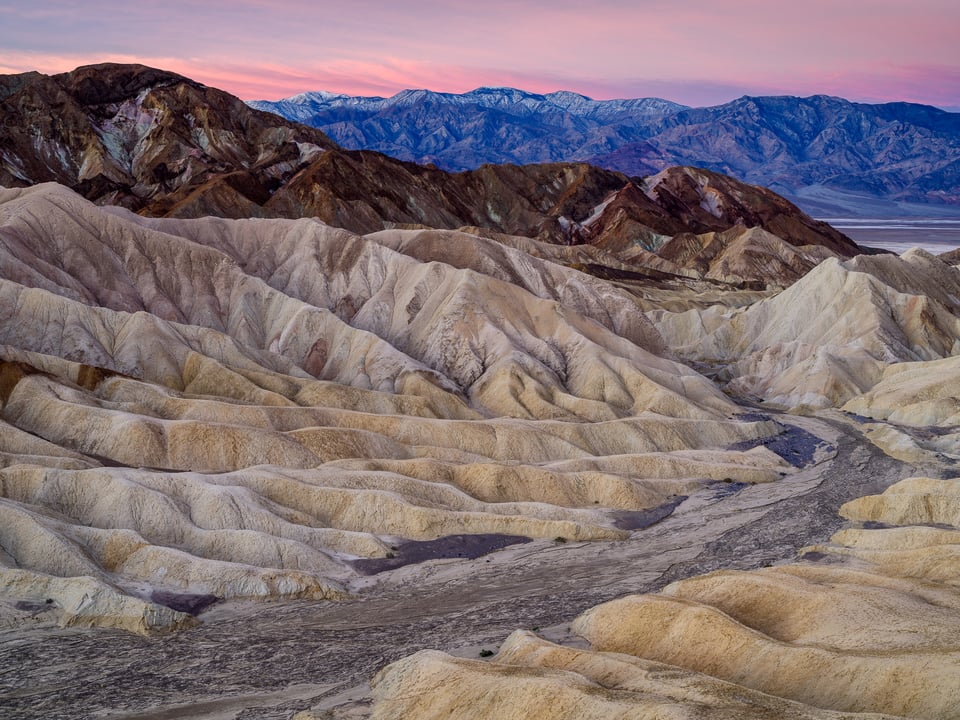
[1,65,959,720]
[1,183,957,720]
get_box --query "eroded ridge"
[356,473,960,720]
[652,248,960,409]
[0,184,790,632]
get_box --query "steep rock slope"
[639,166,857,256]
[0,183,791,632]
[357,473,960,720]
[0,63,337,215]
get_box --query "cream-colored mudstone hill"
[839,354,960,463]
[651,248,960,409]
[0,183,796,632]
[342,473,960,720]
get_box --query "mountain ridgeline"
[0,64,862,290]
[250,88,960,215]
[249,88,685,170]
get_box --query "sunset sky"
[1,0,958,109]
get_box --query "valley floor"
[821,220,960,255]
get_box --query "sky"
[1,1,958,109]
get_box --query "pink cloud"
[0,52,635,100]
[1,0,958,111]
[3,50,959,112]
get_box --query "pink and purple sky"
[1,0,958,109]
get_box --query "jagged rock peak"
[0,63,337,214]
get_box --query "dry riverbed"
[0,412,928,720]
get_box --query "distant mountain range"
[249,89,960,217]
[249,89,684,170]
[0,63,864,291]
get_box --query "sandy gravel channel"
[0,412,928,720]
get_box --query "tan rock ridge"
[840,355,960,463]
[361,475,960,719]
[657,225,840,289]
[652,247,960,408]
[1,183,737,420]
[843,355,960,427]
[0,568,194,635]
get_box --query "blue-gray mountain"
[247,89,685,170]
[249,89,960,216]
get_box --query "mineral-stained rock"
[0,63,336,212]
[639,166,859,256]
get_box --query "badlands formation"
[0,64,958,720]
[0,181,792,632]
[359,473,960,720]
[335,246,960,720]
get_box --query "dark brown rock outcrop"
[0,63,337,213]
